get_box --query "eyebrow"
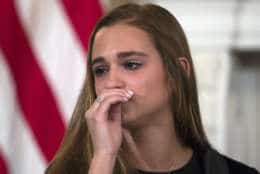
[92,51,148,66]
[117,51,147,59]
[92,56,105,67]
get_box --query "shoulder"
[222,155,259,174]
[199,147,259,174]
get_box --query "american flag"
[0,0,103,173]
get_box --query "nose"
[104,67,125,89]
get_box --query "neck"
[121,114,193,172]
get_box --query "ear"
[178,57,191,78]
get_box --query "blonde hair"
[45,3,210,174]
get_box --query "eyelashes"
[93,65,108,76]
[93,60,143,77]
[123,61,142,70]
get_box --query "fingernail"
[127,90,134,97]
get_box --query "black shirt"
[137,151,203,174]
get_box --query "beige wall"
[226,59,260,168]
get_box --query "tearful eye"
[123,61,142,70]
[93,66,108,77]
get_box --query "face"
[91,24,171,128]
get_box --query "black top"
[136,149,259,174]
[137,151,202,174]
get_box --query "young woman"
[45,3,259,174]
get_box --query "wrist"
[92,152,117,162]
[94,150,118,158]
[89,153,117,174]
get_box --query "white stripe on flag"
[15,0,86,123]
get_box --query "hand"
[85,89,134,157]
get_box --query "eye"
[123,60,142,70]
[93,66,109,77]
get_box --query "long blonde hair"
[45,3,210,174]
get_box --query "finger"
[86,92,130,121]
[95,95,129,121]
[94,88,134,109]
[93,91,131,109]
[101,88,133,98]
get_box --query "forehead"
[92,24,156,59]
[94,23,151,42]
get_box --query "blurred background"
[0,0,259,173]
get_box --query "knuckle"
[85,110,95,120]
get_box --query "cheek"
[129,67,168,96]
[126,76,147,96]
[129,76,165,98]
[144,74,169,100]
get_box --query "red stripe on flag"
[61,0,103,51]
[0,150,9,174]
[0,0,65,162]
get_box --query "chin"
[121,102,152,129]
[121,110,138,128]
[121,111,150,130]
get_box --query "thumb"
[122,128,136,147]
[122,129,144,163]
